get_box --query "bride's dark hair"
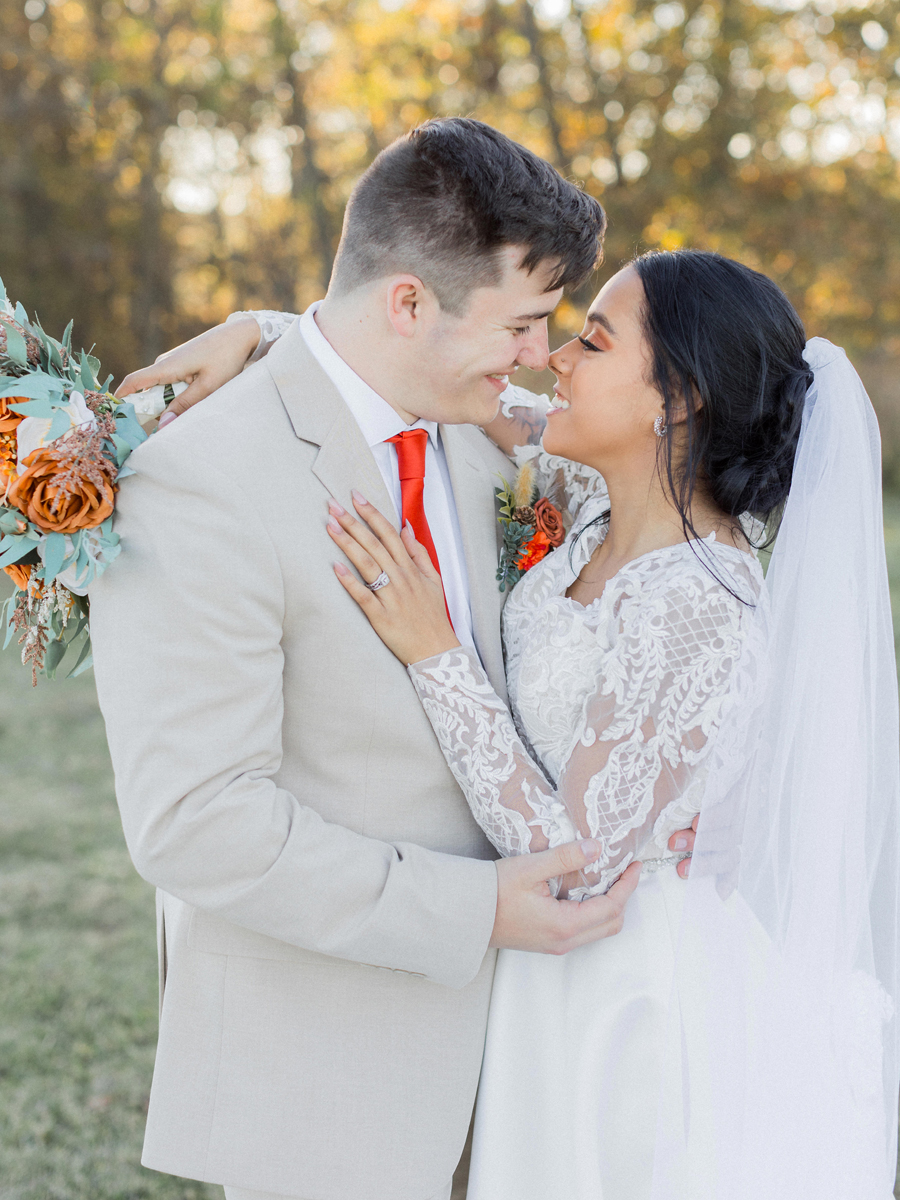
[632,248,813,547]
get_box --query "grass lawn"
[3,497,900,1199]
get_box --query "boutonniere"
[496,460,567,592]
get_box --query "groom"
[90,119,674,1200]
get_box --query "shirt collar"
[299,301,439,450]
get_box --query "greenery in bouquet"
[0,276,148,683]
[495,461,567,593]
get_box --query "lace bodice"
[410,489,763,898]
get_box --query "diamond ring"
[365,571,391,592]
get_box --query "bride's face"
[542,266,664,472]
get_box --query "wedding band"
[365,571,390,592]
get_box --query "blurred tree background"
[2,0,900,467]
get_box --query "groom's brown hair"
[330,118,606,315]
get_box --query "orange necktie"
[386,429,453,628]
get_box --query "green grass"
[4,492,900,1198]
[0,583,220,1199]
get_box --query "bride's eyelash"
[578,335,602,352]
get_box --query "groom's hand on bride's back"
[490,840,641,954]
[114,317,259,421]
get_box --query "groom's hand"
[490,840,641,955]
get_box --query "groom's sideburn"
[89,320,515,1200]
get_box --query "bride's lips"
[547,387,570,414]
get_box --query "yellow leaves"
[115,162,141,194]
[805,271,874,321]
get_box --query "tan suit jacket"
[89,323,515,1199]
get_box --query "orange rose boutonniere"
[496,462,568,592]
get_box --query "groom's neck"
[315,294,419,425]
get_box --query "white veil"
[650,338,900,1198]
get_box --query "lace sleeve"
[409,570,748,896]
[226,310,300,365]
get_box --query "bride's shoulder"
[614,540,761,626]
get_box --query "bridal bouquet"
[0,277,150,683]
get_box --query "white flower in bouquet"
[15,389,97,471]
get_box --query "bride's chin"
[541,426,570,458]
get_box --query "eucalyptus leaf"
[62,320,73,353]
[1,372,66,400]
[1,320,27,367]
[116,463,136,480]
[42,532,67,583]
[79,351,96,391]
[8,397,56,417]
[44,637,67,678]
[13,302,29,328]
[0,534,38,567]
[113,404,147,447]
[111,434,133,466]
[69,644,93,677]
[47,408,74,441]
[0,277,7,308]
[3,605,17,651]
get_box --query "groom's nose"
[515,326,551,372]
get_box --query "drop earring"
[654,415,667,437]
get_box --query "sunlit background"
[2,0,900,1195]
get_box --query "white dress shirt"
[297,302,476,651]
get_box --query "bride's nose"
[548,340,576,377]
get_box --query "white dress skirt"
[468,867,685,1200]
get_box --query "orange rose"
[3,562,33,590]
[0,396,26,433]
[8,446,114,533]
[533,498,565,548]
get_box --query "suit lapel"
[266,323,505,697]
[264,321,398,523]
[441,425,507,702]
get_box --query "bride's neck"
[599,465,734,567]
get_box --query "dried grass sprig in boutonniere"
[496,462,567,592]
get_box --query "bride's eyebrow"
[586,311,617,337]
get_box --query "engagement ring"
[365,572,391,592]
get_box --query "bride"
[123,249,900,1197]
[312,249,900,1200]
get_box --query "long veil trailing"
[650,338,900,1199]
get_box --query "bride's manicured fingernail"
[334,562,349,575]
[158,411,177,429]
[351,489,369,506]
[580,838,601,859]
[673,836,688,850]
[328,499,345,516]
[327,518,341,533]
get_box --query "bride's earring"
[654,415,667,437]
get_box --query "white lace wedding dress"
[408,455,763,1200]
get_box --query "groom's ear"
[385,275,433,339]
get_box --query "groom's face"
[410,247,564,426]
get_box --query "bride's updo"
[631,249,813,539]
